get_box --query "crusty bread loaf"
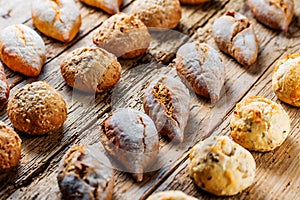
[272,53,300,107]
[189,136,256,196]
[212,11,258,66]
[7,81,67,135]
[0,121,22,172]
[180,0,210,4]
[80,0,123,14]
[131,0,182,29]
[32,0,82,42]
[57,145,114,200]
[60,47,121,93]
[230,96,290,152]
[93,12,150,59]
[0,24,46,77]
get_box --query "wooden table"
[1,0,300,199]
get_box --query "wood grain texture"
[1,0,300,199]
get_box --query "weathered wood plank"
[151,50,300,200]
[2,0,300,199]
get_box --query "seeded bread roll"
[58,145,114,200]
[189,136,256,196]
[7,81,67,135]
[60,47,121,93]
[180,0,210,4]
[272,53,300,107]
[0,24,46,77]
[230,96,290,152]
[93,12,151,59]
[0,121,22,172]
[32,0,82,42]
[146,191,198,200]
[131,0,182,29]
[212,11,258,66]
[247,0,294,32]
[80,0,123,14]
[0,63,9,110]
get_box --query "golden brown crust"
[7,81,67,135]
[57,145,114,200]
[146,190,198,200]
[32,0,82,42]
[131,0,182,29]
[80,0,123,14]
[0,121,22,172]
[0,63,9,110]
[272,53,300,107]
[212,11,258,66]
[0,24,46,77]
[230,96,290,152]
[180,0,210,4]
[189,136,256,196]
[60,47,121,93]
[247,0,294,32]
[93,12,150,59]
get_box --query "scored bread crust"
[131,0,182,29]
[272,53,300,107]
[189,136,256,196]
[80,0,123,14]
[7,81,67,135]
[60,47,121,93]
[230,96,290,152]
[32,0,82,42]
[93,12,150,59]
[0,121,22,172]
[0,24,46,77]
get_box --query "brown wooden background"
[0,0,300,199]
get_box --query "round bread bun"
[7,81,67,135]
[146,190,198,200]
[189,136,256,196]
[272,53,300,107]
[230,96,290,152]
[60,47,121,93]
[93,12,151,59]
[0,121,22,172]
[131,0,182,29]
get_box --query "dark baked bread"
[7,81,67,135]
[212,11,258,66]
[0,63,9,110]
[101,108,159,182]
[0,121,22,172]
[143,76,190,142]
[57,145,114,200]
